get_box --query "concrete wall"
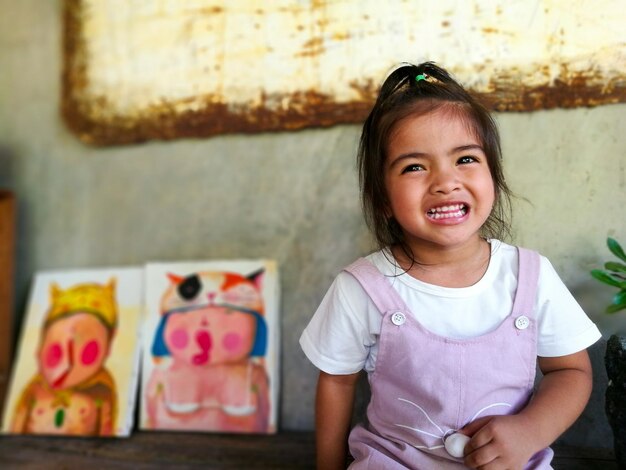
[1,0,625,448]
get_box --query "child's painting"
[1,267,143,437]
[140,260,280,434]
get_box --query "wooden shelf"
[0,431,617,469]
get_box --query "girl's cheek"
[81,340,100,366]
[169,328,189,350]
[44,342,63,368]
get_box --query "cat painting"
[142,261,279,434]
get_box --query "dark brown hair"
[357,62,513,257]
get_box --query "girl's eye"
[458,156,477,165]
[401,164,425,174]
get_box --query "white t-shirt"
[300,240,601,375]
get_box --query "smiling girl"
[300,62,601,469]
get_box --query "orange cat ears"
[166,269,264,287]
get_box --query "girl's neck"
[391,237,491,288]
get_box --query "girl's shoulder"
[491,240,565,288]
[489,239,551,269]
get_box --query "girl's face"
[384,108,495,255]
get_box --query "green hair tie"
[415,74,427,82]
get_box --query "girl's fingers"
[465,440,499,469]
[460,415,492,437]
[464,425,499,467]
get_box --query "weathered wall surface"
[1,0,625,448]
[64,0,625,144]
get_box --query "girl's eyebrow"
[452,144,484,153]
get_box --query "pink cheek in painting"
[169,329,189,350]
[44,343,63,368]
[81,340,100,366]
[222,333,242,352]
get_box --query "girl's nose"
[430,167,460,194]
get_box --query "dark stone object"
[606,334,626,469]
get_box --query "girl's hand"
[460,414,538,470]
[461,350,593,469]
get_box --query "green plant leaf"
[592,238,626,315]
[605,262,626,273]
[613,290,626,308]
[608,237,626,263]
[606,303,626,314]
[591,269,623,288]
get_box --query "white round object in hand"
[444,432,470,458]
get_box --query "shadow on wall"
[0,145,14,189]
[573,279,626,339]
[0,145,31,359]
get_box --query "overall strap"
[344,258,411,315]
[511,247,541,319]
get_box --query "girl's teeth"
[427,204,467,219]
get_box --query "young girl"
[300,62,601,469]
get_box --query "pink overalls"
[346,248,553,469]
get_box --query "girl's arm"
[462,349,593,469]
[315,370,361,470]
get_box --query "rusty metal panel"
[62,0,626,146]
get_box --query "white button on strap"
[391,312,406,326]
[515,315,530,330]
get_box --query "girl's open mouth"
[426,203,468,220]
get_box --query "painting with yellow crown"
[1,267,143,437]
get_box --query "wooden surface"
[0,190,15,423]
[0,431,617,469]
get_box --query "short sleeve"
[536,257,602,357]
[299,272,375,375]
